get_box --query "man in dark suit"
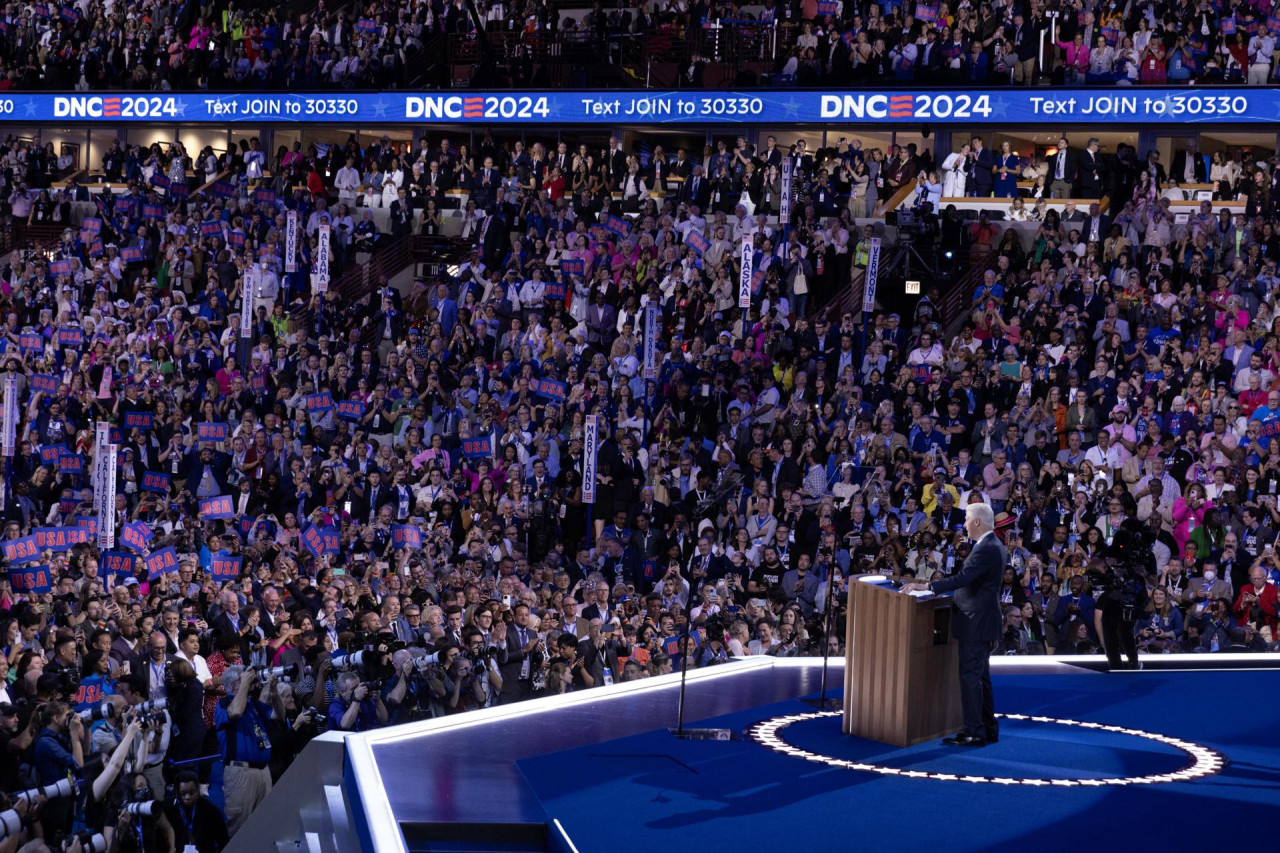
[1048,136,1077,199]
[605,137,627,190]
[680,165,711,209]
[903,503,1005,746]
[498,603,542,703]
[766,444,801,497]
[629,486,668,529]
[915,28,944,81]
[575,619,622,688]
[182,446,232,499]
[1169,141,1209,185]
[480,211,510,272]
[388,187,413,238]
[1074,138,1106,199]
[1079,202,1111,244]
[969,136,995,198]
[472,157,499,210]
[139,631,177,703]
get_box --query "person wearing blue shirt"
[214,665,283,834]
[1248,390,1280,450]
[1138,587,1184,653]
[329,670,388,732]
[32,701,83,846]
[908,415,947,464]
[972,270,1005,309]
[33,701,84,782]
[1053,575,1097,640]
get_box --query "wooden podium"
[841,579,962,746]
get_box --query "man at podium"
[902,503,1005,747]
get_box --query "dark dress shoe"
[985,731,999,743]
[941,733,987,747]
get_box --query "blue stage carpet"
[517,671,1280,852]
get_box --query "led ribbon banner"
[5,90,1267,125]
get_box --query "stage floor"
[343,658,1280,852]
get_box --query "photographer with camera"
[30,701,82,846]
[113,771,177,853]
[328,671,389,732]
[382,650,429,726]
[1091,517,1155,671]
[459,627,503,709]
[115,675,171,797]
[44,634,81,690]
[213,665,282,834]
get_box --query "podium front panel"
[843,581,962,746]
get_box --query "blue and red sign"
[461,437,492,459]
[100,550,137,579]
[302,525,340,556]
[141,471,171,493]
[120,521,153,553]
[145,547,179,579]
[197,422,228,442]
[10,566,51,594]
[392,525,422,548]
[210,553,242,580]
[2,536,41,565]
[336,400,367,422]
[199,495,235,519]
[33,527,90,550]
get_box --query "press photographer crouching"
[1090,518,1155,671]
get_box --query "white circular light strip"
[745,711,1226,786]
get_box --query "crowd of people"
[778,0,1280,86]
[0,116,1277,850]
[5,0,1280,91]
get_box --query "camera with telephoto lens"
[136,712,167,729]
[125,800,160,818]
[339,635,399,681]
[331,651,367,670]
[13,778,75,804]
[78,702,116,724]
[258,663,300,682]
[469,646,498,677]
[134,698,167,715]
[410,651,443,673]
[67,832,107,853]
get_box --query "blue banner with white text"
[0,90,1268,126]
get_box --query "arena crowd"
[1,0,1280,90]
[0,115,1276,849]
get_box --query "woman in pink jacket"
[1172,482,1212,562]
[1057,33,1091,84]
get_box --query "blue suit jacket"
[932,531,1006,643]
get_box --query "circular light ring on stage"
[745,711,1226,786]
